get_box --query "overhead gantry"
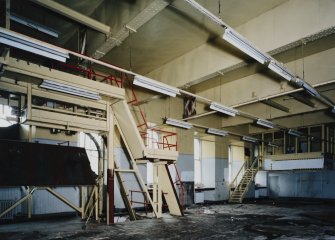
[0,28,183,224]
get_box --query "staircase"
[112,100,183,218]
[229,158,259,203]
[52,63,183,218]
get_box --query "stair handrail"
[229,161,247,190]
[229,157,259,189]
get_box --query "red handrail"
[172,163,184,209]
[51,62,178,150]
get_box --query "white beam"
[31,0,110,34]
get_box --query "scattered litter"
[203,208,215,214]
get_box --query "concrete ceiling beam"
[30,0,110,34]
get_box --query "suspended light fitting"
[256,118,276,129]
[268,60,295,81]
[210,102,239,117]
[40,80,101,100]
[133,75,180,97]
[164,118,192,129]
[10,13,59,38]
[288,129,303,137]
[223,28,271,64]
[0,28,68,62]
[206,128,229,137]
[242,136,259,143]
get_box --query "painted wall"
[114,147,147,209]
[255,170,335,199]
[202,157,230,202]
[267,170,335,199]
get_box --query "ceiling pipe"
[30,0,110,35]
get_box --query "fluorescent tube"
[268,60,295,81]
[133,75,180,97]
[10,13,59,38]
[302,82,320,97]
[184,0,225,26]
[210,102,238,117]
[165,118,192,129]
[256,119,276,129]
[242,136,259,143]
[288,129,302,137]
[223,28,271,64]
[40,80,101,100]
[0,28,68,62]
[206,128,229,137]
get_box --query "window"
[264,132,273,155]
[194,138,201,186]
[79,132,101,174]
[0,104,15,127]
[310,126,322,152]
[285,131,296,154]
[273,131,284,154]
[146,122,160,149]
[194,138,215,188]
[298,127,308,153]
[146,123,159,185]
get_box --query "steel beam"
[261,99,290,113]
[46,187,82,213]
[30,0,110,34]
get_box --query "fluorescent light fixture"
[268,142,279,148]
[256,119,276,129]
[10,13,59,38]
[164,118,192,129]
[302,82,320,97]
[210,102,239,117]
[223,28,271,64]
[206,128,229,137]
[184,0,225,26]
[288,129,303,137]
[242,136,259,143]
[0,28,69,62]
[133,75,180,97]
[268,60,295,81]
[40,80,101,100]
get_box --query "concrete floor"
[0,202,334,239]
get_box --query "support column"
[27,186,32,219]
[5,0,10,59]
[153,163,162,218]
[81,186,86,219]
[98,145,103,217]
[106,106,114,224]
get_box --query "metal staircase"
[51,63,183,218]
[112,100,183,218]
[229,158,259,203]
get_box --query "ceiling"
[3,0,334,131]
[4,0,288,74]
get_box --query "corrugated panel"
[0,139,96,186]
[0,200,18,219]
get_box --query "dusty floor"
[0,202,335,239]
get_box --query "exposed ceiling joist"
[30,0,110,34]
[289,93,315,108]
[184,0,333,107]
[261,99,289,113]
